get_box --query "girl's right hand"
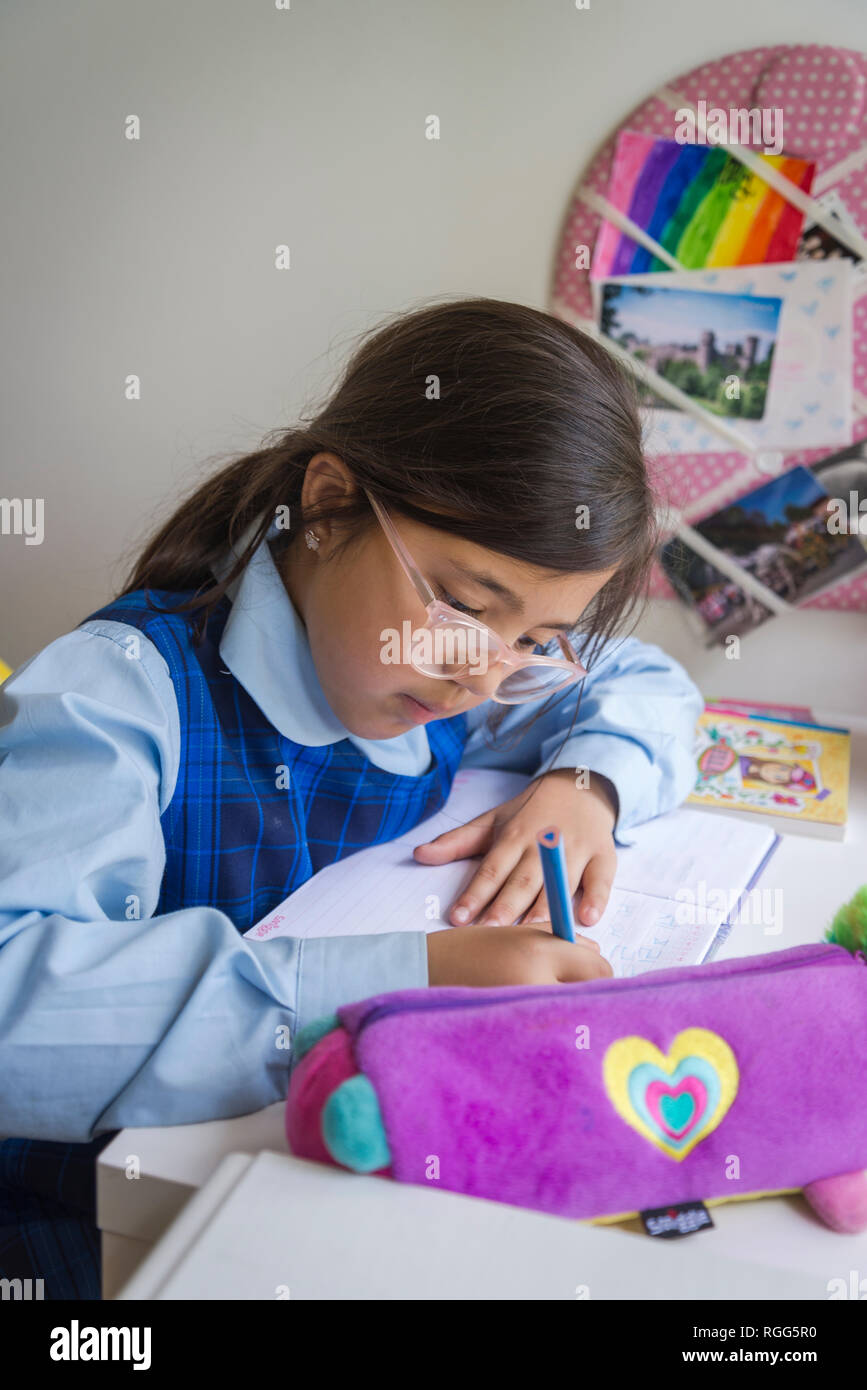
[426,924,613,988]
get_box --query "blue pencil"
[535,826,576,943]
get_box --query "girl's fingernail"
[583,907,600,924]
[453,907,470,923]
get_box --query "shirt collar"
[211,518,433,776]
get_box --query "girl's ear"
[300,453,358,545]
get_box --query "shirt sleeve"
[0,624,427,1143]
[460,633,704,847]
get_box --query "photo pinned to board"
[589,130,816,279]
[658,457,867,646]
[596,260,854,454]
[796,189,867,285]
[600,280,780,420]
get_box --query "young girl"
[0,297,703,1298]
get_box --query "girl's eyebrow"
[445,559,523,611]
[444,560,579,631]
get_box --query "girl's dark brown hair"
[122,296,659,744]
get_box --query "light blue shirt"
[0,533,703,1141]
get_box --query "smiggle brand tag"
[640,1201,714,1239]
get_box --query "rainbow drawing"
[591,131,815,279]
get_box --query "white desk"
[114,1150,826,1301]
[99,599,867,1299]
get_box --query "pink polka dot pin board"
[551,44,867,637]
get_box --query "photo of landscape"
[601,281,782,418]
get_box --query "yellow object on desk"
[688,709,850,840]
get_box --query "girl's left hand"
[413,768,618,930]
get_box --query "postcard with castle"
[597,259,853,454]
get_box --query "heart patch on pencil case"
[603,1028,739,1160]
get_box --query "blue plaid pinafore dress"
[0,590,468,1299]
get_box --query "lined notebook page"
[244,768,778,977]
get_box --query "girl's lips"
[400,692,450,723]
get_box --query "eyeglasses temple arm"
[366,491,437,608]
[557,632,588,677]
[369,491,589,678]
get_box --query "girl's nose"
[450,660,506,703]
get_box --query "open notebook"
[244,768,780,977]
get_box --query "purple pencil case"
[286,943,867,1231]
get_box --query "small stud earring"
[304,529,320,551]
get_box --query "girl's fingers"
[574,849,617,927]
[441,829,616,929]
[522,902,601,950]
[522,891,553,927]
[554,938,614,982]
[413,811,495,865]
[448,841,527,925]
[474,847,553,927]
[520,844,592,926]
[575,933,602,951]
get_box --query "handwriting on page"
[587,889,727,978]
[244,767,776,978]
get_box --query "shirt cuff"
[541,733,657,848]
[295,931,429,1039]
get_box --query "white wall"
[2,0,866,666]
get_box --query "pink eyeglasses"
[366,490,587,704]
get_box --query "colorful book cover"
[688,710,850,831]
[704,697,815,723]
[591,130,816,279]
